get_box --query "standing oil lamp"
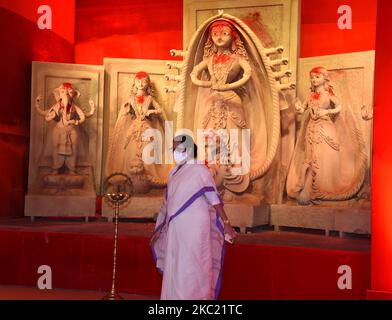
[102,173,133,300]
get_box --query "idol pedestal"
[270,201,371,237]
[25,194,96,222]
[225,203,270,233]
[24,167,97,221]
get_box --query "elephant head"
[53,82,81,106]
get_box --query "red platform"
[0,218,370,300]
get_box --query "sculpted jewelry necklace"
[212,53,234,85]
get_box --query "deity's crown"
[135,71,149,80]
[61,82,73,90]
[310,67,329,78]
[209,19,235,33]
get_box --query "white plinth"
[224,203,270,233]
[270,203,371,236]
[25,194,96,218]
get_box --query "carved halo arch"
[174,12,284,180]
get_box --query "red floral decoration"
[213,54,232,64]
[137,95,145,104]
[311,92,321,100]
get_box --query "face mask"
[173,150,188,164]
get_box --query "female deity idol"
[286,67,367,205]
[105,72,169,193]
[190,20,251,195]
[175,13,281,199]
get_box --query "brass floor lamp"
[102,173,133,300]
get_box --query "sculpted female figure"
[286,67,367,205]
[175,12,285,203]
[190,20,251,195]
[177,14,282,200]
[105,72,169,192]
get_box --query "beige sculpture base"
[102,193,164,221]
[224,203,270,233]
[25,194,96,221]
[270,201,371,236]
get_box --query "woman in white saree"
[151,135,236,300]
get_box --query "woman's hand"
[213,203,237,243]
[224,223,237,243]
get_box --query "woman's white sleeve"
[205,191,221,206]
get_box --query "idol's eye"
[223,32,229,36]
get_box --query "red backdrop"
[75,0,183,64]
[0,0,378,218]
[0,0,74,217]
[370,0,392,298]
[1,0,392,299]
[301,0,377,57]
[74,0,377,65]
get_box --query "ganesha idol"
[105,71,170,194]
[34,82,96,191]
[174,12,293,202]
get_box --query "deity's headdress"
[131,71,154,96]
[61,82,73,90]
[53,82,80,101]
[310,66,334,95]
[208,20,237,36]
[204,19,247,59]
[310,67,330,80]
[135,71,150,80]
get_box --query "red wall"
[301,0,377,57]
[0,0,379,217]
[0,0,75,217]
[371,0,392,296]
[75,0,183,64]
[74,0,377,64]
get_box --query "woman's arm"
[213,203,230,224]
[213,203,237,241]
[190,60,212,88]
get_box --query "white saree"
[150,163,225,300]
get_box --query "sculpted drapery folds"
[105,72,170,192]
[287,67,367,205]
[35,82,95,175]
[176,13,281,198]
